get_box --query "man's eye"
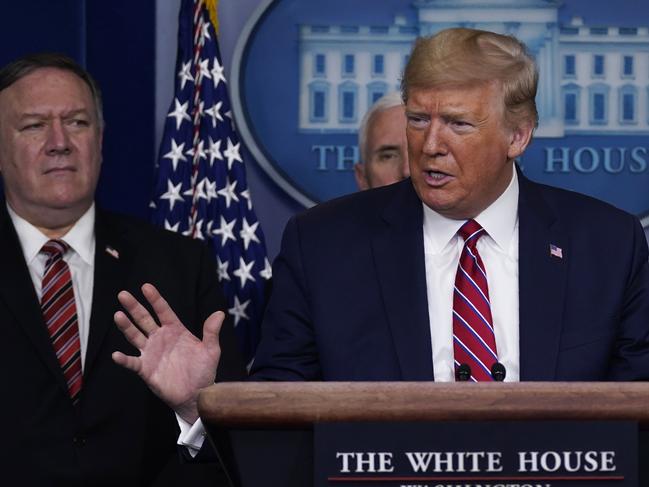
[451,120,472,128]
[378,152,399,162]
[69,119,89,127]
[407,115,428,128]
[20,123,44,131]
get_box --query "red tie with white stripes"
[40,240,83,403]
[452,220,498,382]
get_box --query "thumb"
[203,310,224,358]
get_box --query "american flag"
[150,0,270,365]
[549,244,563,259]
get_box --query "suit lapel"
[371,181,433,380]
[0,204,70,393]
[84,211,130,378]
[518,173,568,380]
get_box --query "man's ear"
[507,121,534,161]
[354,162,369,191]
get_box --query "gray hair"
[358,91,404,163]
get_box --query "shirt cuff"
[175,413,207,458]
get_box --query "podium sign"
[315,421,637,487]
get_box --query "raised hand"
[112,283,222,423]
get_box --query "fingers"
[114,310,147,350]
[141,283,183,328]
[117,289,159,336]
[203,310,224,358]
[112,351,142,373]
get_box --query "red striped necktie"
[40,240,83,403]
[452,220,498,382]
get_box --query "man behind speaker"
[354,91,410,190]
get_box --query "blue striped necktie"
[452,220,498,382]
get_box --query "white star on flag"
[216,256,230,281]
[207,136,223,165]
[197,58,212,83]
[211,56,226,88]
[212,216,236,246]
[167,98,191,130]
[224,137,242,170]
[160,180,185,211]
[233,257,256,288]
[163,139,188,171]
[217,179,239,208]
[205,101,224,128]
[240,218,261,250]
[240,189,252,210]
[260,257,273,280]
[187,139,207,162]
[164,219,180,232]
[228,296,250,327]
[177,61,194,90]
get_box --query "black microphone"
[491,362,506,382]
[456,363,472,382]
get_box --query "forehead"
[406,81,503,114]
[0,67,94,113]
[369,105,406,136]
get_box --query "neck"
[6,200,91,239]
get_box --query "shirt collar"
[7,203,96,265]
[423,169,519,254]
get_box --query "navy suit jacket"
[251,174,649,381]
[0,205,244,486]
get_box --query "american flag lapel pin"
[549,243,563,259]
[105,245,120,260]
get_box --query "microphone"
[491,362,506,382]
[456,363,472,382]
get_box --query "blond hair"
[401,28,538,128]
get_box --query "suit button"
[73,435,86,447]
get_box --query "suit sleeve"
[608,215,649,380]
[249,215,322,381]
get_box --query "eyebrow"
[375,145,401,153]
[18,108,91,119]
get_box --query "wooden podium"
[198,382,649,487]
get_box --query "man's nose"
[422,121,447,157]
[45,120,71,156]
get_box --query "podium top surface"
[198,381,649,428]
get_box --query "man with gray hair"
[115,28,649,410]
[354,92,410,190]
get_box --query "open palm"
[112,283,222,423]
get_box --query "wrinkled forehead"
[0,67,94,110]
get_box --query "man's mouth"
[423,170,453,186]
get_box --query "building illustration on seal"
[298,0,649,138]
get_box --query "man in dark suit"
[118,28,649,415]
[0,53,243,486]
[247,28,649,382]
[248,27,649,382]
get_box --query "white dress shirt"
[8,203,96,370]
[8,203,205,455]
[423,170,520,382]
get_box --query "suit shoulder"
[529,179,635,218]
[97,210,209,253]
[293,180,406,228]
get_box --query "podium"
[198,382,649,487]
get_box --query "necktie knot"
[458,219,484,249]
[40,239,70,261]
